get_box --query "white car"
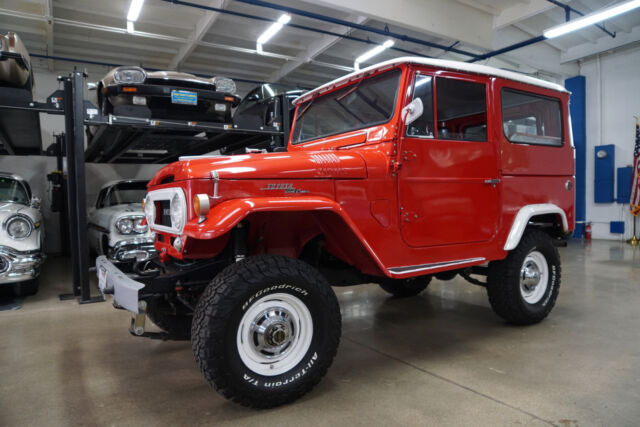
[0,172,45,295]
[88,180,156,263]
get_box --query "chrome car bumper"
[96,255,145,313]
[109,238,156,263]
[0,246,45,284]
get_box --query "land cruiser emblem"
[260,183,308,194]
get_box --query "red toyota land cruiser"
[97,57,574,408]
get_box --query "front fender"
[182,197,386,272]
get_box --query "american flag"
[631,116,640,216]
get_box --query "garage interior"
[1,0,640,425]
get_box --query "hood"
[150,151,367,185]
[97,203,143,218]
[145,71,213,86]
[0,202,41,224]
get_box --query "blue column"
[565,76,586,238]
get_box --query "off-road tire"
[378,276,431,297]
[487,229,561,325]
[146,298,192,338]
[191,255,341,408]
[13,279,38,296]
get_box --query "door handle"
[484,178,501,188]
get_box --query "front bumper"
[109,238,156,263]
[97,255,145,313]
[0,246,45,284]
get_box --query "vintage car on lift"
[0,32,33,90]
[88,180,155,263]
[0,173,45,295]
[91,67,240,122]
[96,57,575,408]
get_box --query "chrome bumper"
[96,255,145,313]
[0,246,45,284]
[109,238,156,263]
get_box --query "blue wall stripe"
[565,76,586,238]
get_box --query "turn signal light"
[224,96,235,102]
[122,86,138,92]
[194,194,210,217]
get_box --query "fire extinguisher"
[585,222,592,240]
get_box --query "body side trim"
[388,257,486,275]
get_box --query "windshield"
[291,68,401,144]
[0,178,29,204]
[104,182,147,207]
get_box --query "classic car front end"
[0,173,45,294]
[88,180,156,264]
[96,67,240,122]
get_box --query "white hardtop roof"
[293,57,568,106]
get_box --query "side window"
[406,73,435,137]
[436,77,487,141]
[501,88,563,146]
[96,189,106,209]
[236,88,262,113]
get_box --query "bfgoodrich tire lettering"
[487,229,561,325]
[192,255,341,408]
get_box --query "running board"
[388,257,486,275]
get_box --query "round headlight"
[143,195,155,225]
[113,67,146,84]
[133,217,148,234]
[115,217,134,234]
[6,215,33,240]
[170,193,185,231]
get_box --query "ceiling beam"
[297,0,495,50]
[168,0,230,70]
[561,25,640,62]
[494,0,555,29]
[268,15,367,83]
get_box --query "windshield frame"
[290,67,403,145]
[101,181,148,208]
[0,177,31,205]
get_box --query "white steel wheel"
[236,292,313,377]
[519,251,549,304]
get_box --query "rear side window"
[436,78,487,141]
[501,88,563,146]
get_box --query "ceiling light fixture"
[354,40,395,71]
[127,0,145,22]
[256,14,291,55]
[544,0,640,39]
[127,21,135,34]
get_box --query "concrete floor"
[1,240,639,426]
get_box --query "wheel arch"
[504,204,569,251]
[185,197,387,276]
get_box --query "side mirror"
[87,82,98,90]
[30,196,41,209]
[402,98,424,126]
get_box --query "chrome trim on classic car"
[388,257,486,275]
[0,245,45,283]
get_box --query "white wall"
[581,45,640,240]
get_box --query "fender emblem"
[260,183,308,194]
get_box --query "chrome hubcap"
[519,251,549,304]
[250,307,295,357]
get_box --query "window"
[436,78,487,141]
[102,182,147,207]
[0,178,29,204]
[292,69,401,144]
[406,74,435,138]
[501,88,563,146]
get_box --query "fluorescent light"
[127,0,144,22]
[127,21,134,33]
[544,0,640,39]
[257,14,291,45]
[354,39,395,70]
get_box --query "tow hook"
[129,301,148,336]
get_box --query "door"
[398,70,500,247]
